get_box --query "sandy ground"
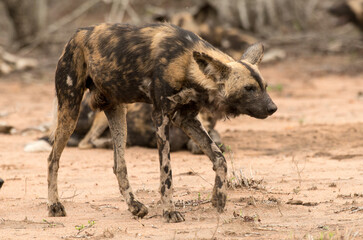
[0,56,363,239]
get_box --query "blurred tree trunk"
[207,0,321,35]
[2,0,47,48]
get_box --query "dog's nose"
[267,104,277,115]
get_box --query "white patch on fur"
[185,34,193,42]
[24,140,52,152]
[162,140,171,166]
[66,75,73,86]
[87,111,94,119]
[48,97,58,142]
[138,77,151,97]
[156,117,169,141]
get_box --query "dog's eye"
[244,85,256,92]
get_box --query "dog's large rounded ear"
[241,42,264,65]
[193,51,231,81]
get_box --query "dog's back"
[56,23,231,112]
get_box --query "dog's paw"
[78,139,94,149]
[48,202,67,217]
[129,200,148,218]
[163,210,185,223]
[211,187,227,213]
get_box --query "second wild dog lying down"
[47,23,277,222]
[76,99,223,154]
[26,91,223,154]
[52,92,224,153]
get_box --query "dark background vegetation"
[0,0,362,68]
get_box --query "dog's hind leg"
[48,48,86,217]
[48,94,84,216]
[104,104,148,218]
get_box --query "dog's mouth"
[246,109,268,119]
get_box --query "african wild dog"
[48,23,277,222]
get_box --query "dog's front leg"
[173,113,227,212]
[105,104,148,218]
[152,110,185,223]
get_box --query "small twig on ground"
[291,155,306,187]
[24,177,27,195]
[90,204,119,211]
[211,213,220,239]
[76,221,95,234]
[61,220,96,239]
[144,214,160,219]
[351,206,363,213]
[42,219,65,228]
[277,202,283,217]
[99,204,119,210]
[253,227,278,232]
[334,207,352,214]
[134,217,145,227]
[13,218,65,228]
[61,189,81,200]
[190,168,213,186]
[175,199,211,208]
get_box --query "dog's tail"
[48,96,58,144]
